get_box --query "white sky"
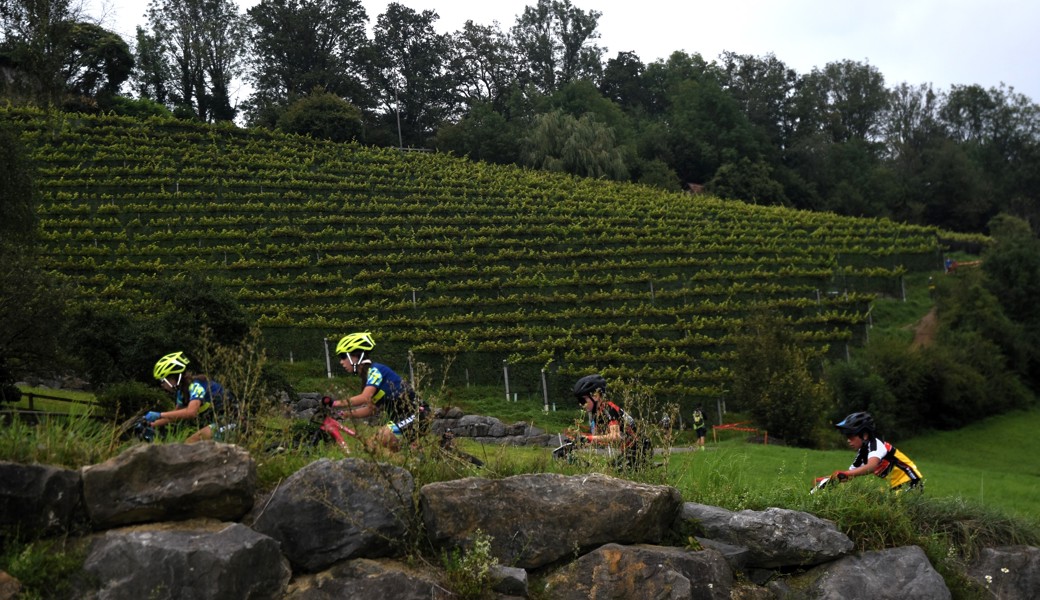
[87,0,1040,106]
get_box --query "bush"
[277,91,363,143]
[94,381,167,422]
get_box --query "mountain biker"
[570,374,652,469]
[828,411,923,492]
[145,351,237,443]
[325,332,428,452]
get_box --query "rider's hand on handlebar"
[144,411,162,423]
[832,470,851,482]
[321,396,335,408]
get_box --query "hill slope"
[6,106,962,404]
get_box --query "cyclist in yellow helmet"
[145,351,236,443]
[324,332,428,451]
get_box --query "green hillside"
[5,106,975,405]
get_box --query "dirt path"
[911,307,938,349]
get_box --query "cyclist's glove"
[321,396,335,408]
[144,411,162,422]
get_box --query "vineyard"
[4,106,973,405]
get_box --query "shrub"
[94,381,166,422]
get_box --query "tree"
[131,24,172,104]
[371,3,457,147]
[665,77,766,185]
[716,52,797,151]
[510,0,604,95]
[432,101,521,165]
[599,51,648,113]
[0,0,78,103]
[793,60,891,145]
[708,157,787,205]
[244,0,372,123]
[142,0,247,122]
[729,310,830,448]
[449,19,518,111]
[522,109,627,180]
[63,21,132,103]
[276,89,363,142]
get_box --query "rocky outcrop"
[0,461,84,536]
[80,442,256,529]
[2,441,1036,599]
[249,458,415,573]
[421,473,682,569]
[82,519,291,600]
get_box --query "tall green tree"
[665,77,766,185]
[599,51,648,114]
[449,19,518,111]
[522,109,627,180]
[729,310,830,448]
[716,51,797,152]
[510,0,604,95]
[244,0,372,125]
[371,3,456,146]
[63,21,132,103]
[0,0,78,103]
[142,0,247,121]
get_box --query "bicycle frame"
[318,412,357,453]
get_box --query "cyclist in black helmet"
[568,374,652,470]
[824,411,923,492]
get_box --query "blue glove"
[145,411,162,422]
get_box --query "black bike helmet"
[835,411,876,437]
[573,374,607,400]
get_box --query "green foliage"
[0,414,114,468]
[522,109,628,180]
[440,529,498,600]
[277,90,364,143]
[729,310,830,447]
[0,538,90,600]
[94,381,166,422]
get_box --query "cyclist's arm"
[842,456,881,479]
[154,399,202,426]
[333,385,377,417]
[587,420,622,445]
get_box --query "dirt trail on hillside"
[911,307,938,349]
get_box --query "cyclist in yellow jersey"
[829,411,923,492]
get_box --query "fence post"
[541,369,549,412]
[323,337,332,378]
[503,360,510,402]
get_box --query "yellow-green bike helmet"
[154,351,190,381]
[335,332,375,358]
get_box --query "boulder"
[803,545,950,599]
[543,543,732,600]
[421,473,683,569]
[0,461,83,537]
[80,442,255,529]
[282,558,449,600]
[966,545,1040,600]
[681,503,854,568]
[249,458,415,573]
[82,519,290,600]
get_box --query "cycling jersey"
[175,376,237,441]
[849,437,923,490]
[363,363,427,437]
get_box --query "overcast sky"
[88,0,1040,106]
